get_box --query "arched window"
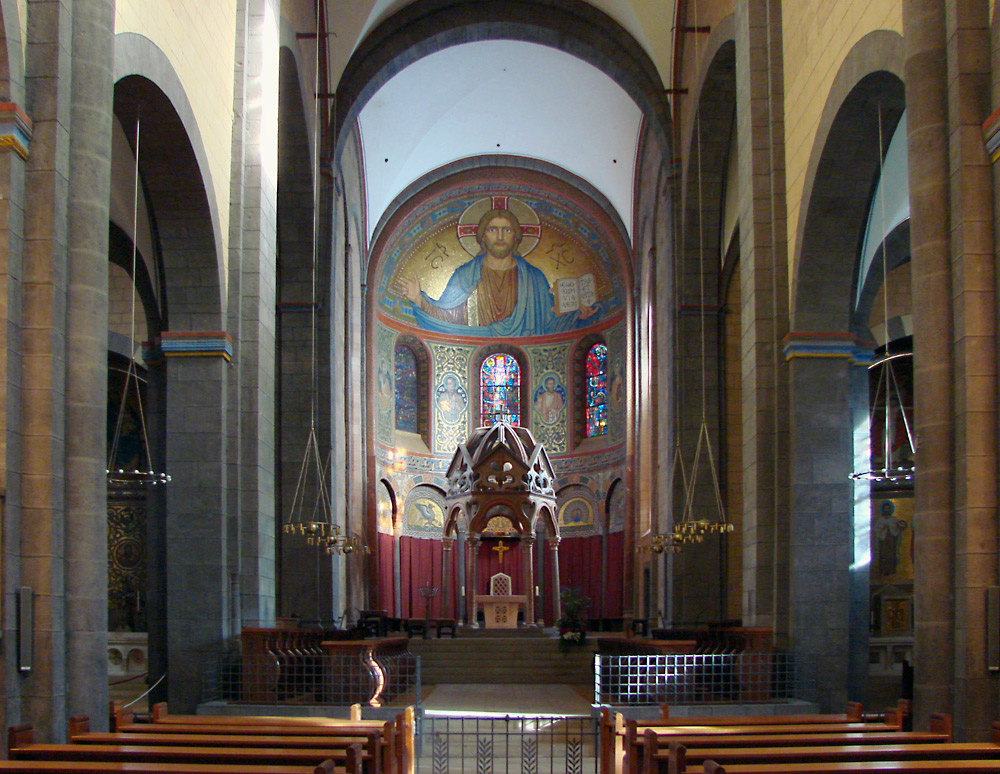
[480,353,521,425]
[585,343,608,437]
[394,343,418,432]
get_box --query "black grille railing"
[594,651,813,706]
[417,714,598,774]
[200,646,420,707]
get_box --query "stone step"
[410,637,597,684]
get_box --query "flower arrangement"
[556,586,590,653]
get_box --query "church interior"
[1,0,999,753]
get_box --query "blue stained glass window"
[480,353,520,426]
[586,344,608,437]
[394,344,418,432]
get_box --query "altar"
[475,594,528,629]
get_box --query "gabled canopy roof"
[445,422,556,501]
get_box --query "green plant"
[557,587,590,652]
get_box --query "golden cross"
[492,539,509,564]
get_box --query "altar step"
[409,636,597,685]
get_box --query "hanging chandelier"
[850,106,915,486]
[851,351,915,484]
[107,116,170,488]
[671,1,734,544]
[281,8,366,558]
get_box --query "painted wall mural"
[380,194,622,338]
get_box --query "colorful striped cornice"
[783,332,873,365]
[0,103,32,160]
[159,331,233,361]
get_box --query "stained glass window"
[394,344,418,432]
[480,353,520,426]
[586,343,608,437]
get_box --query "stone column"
[227,0,279,629]
[944,2,997,739]
[0,102,30,732]
[521,536,535,626]
[735,0,790,643]
[20,0,76,740]
[441,537,454,619]
[903,0,955,727]
[467,536,480,626]
[548,537,562,624]
[784,334,862,713]
[64,0,115,730]
[162,336,232,712]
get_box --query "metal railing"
[417,714,598,774]
[200,646,420,708]
[594,651,813,706]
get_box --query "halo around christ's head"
[456,195,541,257]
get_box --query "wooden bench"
[433,620,456,639]
[148,704,368,725]
[114,703,413,773]
[0,738,350,774]
[600,705,903,774]
[657,739,1000,774]
[602,705,913,774]
[0,762,352,774]
[699,760,1000,774]
[657,701,868,722]
[85,712,405,774]
[11,745,365,774]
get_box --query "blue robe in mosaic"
[410,253,598,337]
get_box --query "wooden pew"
[600,705,905,774]
[9,725,368,774]
[0,761,354,774]
[621,720,907,774]
[83,713,407,774]
[150,704,366,725]
[0,736,352,774]
[698,760,1000,774]
[659,702,866,723]
[107,709,414,774]
[657,736,998,774]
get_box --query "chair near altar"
[475,572,528,629]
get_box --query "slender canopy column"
[548,536,562,623]
[522,536,535,625]
[467,535,480,627]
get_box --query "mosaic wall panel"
[404,486,447,536]
[375,324,396,446]
[432,343,473,454]
[378,191,624,337]
[527,343,569,453]
[108,497,147,632]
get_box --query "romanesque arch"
[787,29,906,709]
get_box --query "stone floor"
[421,682,594,716]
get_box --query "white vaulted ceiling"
[357,39,644,241]
[330,0,676,245]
